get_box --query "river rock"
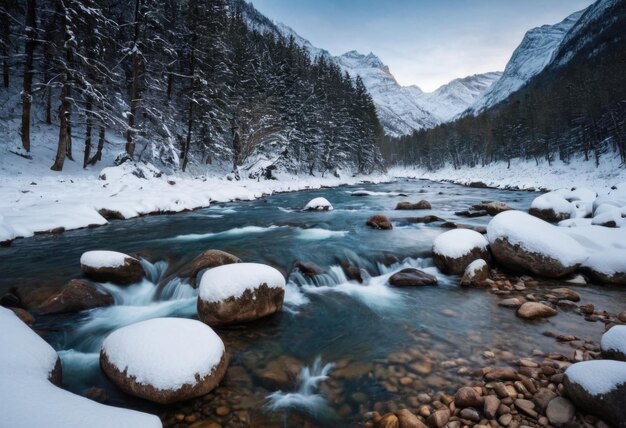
[498,297,522,308]
[395,409,426,428]
[564,360,626,427]
[472,201,513,216]
[254,355,303,390]
[395,200,431,210]
[454,386,483,407]
[304,197,333,211]
[483,367,519,381]
[427,409,449,428]
[178,250,241,286]
[388,268,438,287]
[533,388,557,413]
[80,250,145,285]
[460,259,489,287]
[197,263,285,326]
[517,302,557,319]
[551,287,580,302]
[100,318,228,404]
[432,229,490,275]
[486,211,587,278]
[459,407,480,422]
[483,395,500,419]
[294,261,325,277]
[546,397,575,425]
[37,279,113,315]
[367,215,393,230]
[601,325,626,361]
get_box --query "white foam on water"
[296,228,349,241]
[266,356,336,422]
[169,225,284,241]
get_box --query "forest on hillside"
[0,0,384,177]
[382,0,626,171]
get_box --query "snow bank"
[0,307,161,428]
[304,197,334,211]
[565,360,626,395]
[433,229,488,259]
[102,318,224,391]
[487,210,587,266]
[199,263,286,303]
[80,250,136,269]
[601,326,626,357]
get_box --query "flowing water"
[2,179,625,426]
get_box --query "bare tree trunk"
[88,121,105,166]
[83,97,93,168]
[125,0,142,158]
[66,119,73,160]
[181,6,197,173]
[20,0,37,152]
[51,82,70,171]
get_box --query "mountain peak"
[339,50,385,68]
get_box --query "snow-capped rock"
[304,197,334,211]
[100,317,227,404]
[601,326,626,361]
[80,250,145,285]
[432,229,490,275]
[466,10,584,115]
[198,263,286,326]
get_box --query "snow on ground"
[432,229,488,258]
[80,250,136,269]
[102,318,224,390]
[601,326,626,357]
[199,263,286,303]
[0,127,392,243]
[487,211,587,266]
[0,307,161,428]
[565,360,626,395]
[390,155,626,192]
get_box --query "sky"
[251,0,594,92]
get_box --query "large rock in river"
[304,197,333,211]
[564,360,626,427]
[582,249,626,285]
[100,317,228,404]
[432,229,490,275]
[80,250,145,285]
[197,263,285,326]
[38,279,114,315]
[178,249,241,287]
[366,215,393,230]
[486,211,587,278]
[601,325,626,361]
[395,200,431,210]
[388,268,437,287]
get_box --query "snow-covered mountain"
[465,10,584,115]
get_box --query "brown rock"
[198,283,284,326]
[546,397,575,425]
[517,302,557,320]
[9,307,35,325]
[579,304,595,315]
[389,268,438,287]
[37,279,113,315]
[396,200,431,210]
[460,259,490,287]
[484,368,519,382]
[551,288,580,302]
[498,298,522,308]
[293,261,324,277]
[514,399,537,418]
[367,215,393,230]
[459,407,480,422]
[378,413,399,428]
[340,259,364,283]
[533,388,557,413]
[433,245,490,275]
[396,409,427,428]
[528,207,570,222]
[100,349,228,405]
[178,250,241,287]
[254,355,302,390]
[427,409,450,428]
[483,395,500,419]
[454,387,483,408]
[81,253,144,285]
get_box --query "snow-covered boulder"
[593,182,626,213]
[197,263,286,326]
[304,197,333,211]
[38,279,114,315]
[366,214,393,230]
[529,187,596,222]
[177,249,241,287]
[487,211,587,278]
[80,250,145,285]
[100,318,228,404]
[582,249,626,285]
[591,205,625,228]
[432,229,490,275]
[388,268,438,287]
[0,307,161,428]
[460,259,490,287]
[564,360,626,427]
[601,326,626,361]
